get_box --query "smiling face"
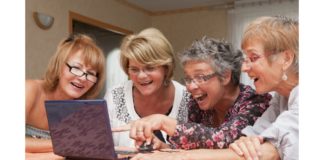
[128,60,166,96]
[184,61,225,110]
[242,40,285,94]
[56,50,96,99]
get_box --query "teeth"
[140,81,152,85]
[193,94,206,101]
[71,82,83,88]
[193,94,204,99]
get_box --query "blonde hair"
[43,34,105,99]
[241,16,299,73]
[120,28,175,83]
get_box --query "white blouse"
[104,80,191,147]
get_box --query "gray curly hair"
[179,36,243,86]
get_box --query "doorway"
[69,11,131,98]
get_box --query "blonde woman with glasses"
[25,34,105,159]
[105,28,191,149]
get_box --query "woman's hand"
[151,136,171,150]
[130,114,176,148]
[229,136,264,160]
[112,114,177,149]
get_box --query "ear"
[282,50,295,70]
[221,70,232,85]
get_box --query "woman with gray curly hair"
[115,36,272,153]
[129,15,298,160]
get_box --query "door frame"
[68,11,132,35]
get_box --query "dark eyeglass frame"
[65,63,98,83]
[183,72,219,86]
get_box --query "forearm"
[176,142,279,160]
[169,122,241,149]
[25,137,53,153]
[181,149,244,160]
[259,142,280,160]
[26,152,64,160]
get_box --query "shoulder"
[106,81,130,110]
[26,80,44,97]
[25,80,44,115]
[107,81,130,97]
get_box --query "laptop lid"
[45,99,117,160]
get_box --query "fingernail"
[254,157,259,160]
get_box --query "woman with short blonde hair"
[120,28,175,85]
[106,28,190,148]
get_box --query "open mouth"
[193,94,207,102]
[139,80,153,86]
[71,82,84,89]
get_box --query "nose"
[241,62,251,72]
[137,70,148,78]
[186,81,199,91]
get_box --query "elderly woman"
[105,28,190,148]
[26,34,105,159]
[115,36,271,151]
[228,15,299,160]
[129,16,298,160]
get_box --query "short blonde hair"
[120,28,175,83]
[43,34,105,99]
[241,16,299,73]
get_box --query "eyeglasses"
[241,53,265,68]
[128,65,159,76]
[66,63,97,83]
[183,72,218,86]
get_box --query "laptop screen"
[45,99,117,160]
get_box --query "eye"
[194,75,205,82]
[145,66,156,72]
[129,67,139,73]
[70,65,80,70]
[250,55,260,62]
[87,71,97,76]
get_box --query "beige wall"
[151,9,228,81]
[26,0,151,79]
[26,0,228,82]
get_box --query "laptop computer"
[45,99,134,160]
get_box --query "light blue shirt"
[242,86,299,160]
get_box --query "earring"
[282,73,288,81]
[164,80,169,87]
